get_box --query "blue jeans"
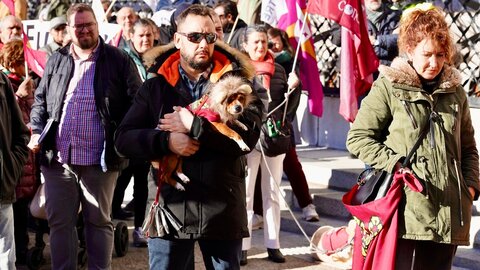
[148,237,242,270]
[0,203,15,270]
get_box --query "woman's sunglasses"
[177,32,217,44]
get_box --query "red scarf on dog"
[250,52,275,90]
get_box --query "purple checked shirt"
[56,43,104,166]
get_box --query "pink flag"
[1,0,15,15]
[307,0,379,122]
[262,0,324,117]
[23,33,47,77]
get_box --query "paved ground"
[19,221,342,270]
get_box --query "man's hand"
[159,106,194,133]
[168,132,199,156]
[28,134,41,153]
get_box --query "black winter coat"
[0,73,30,203]
[30,38,142,171]
[115,42,265,240]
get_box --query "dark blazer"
[30,37,142,171]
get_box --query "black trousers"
[112,160,149,228]
[395,238,457,270]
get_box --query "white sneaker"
[302,204,320,222]
[251,214,263,230]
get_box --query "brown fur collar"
[142,41,256,82]
[378,57,462,89]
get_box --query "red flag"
[1,0,15,15]
[262,0,324,117]
[307,0,379,122]
[23,33,47,77]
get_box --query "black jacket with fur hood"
[115,41,265,240]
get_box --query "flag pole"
[290,12,309,78]
[104,0,117,22]
[226,15,240,44]
[280,12,310,123]
[25,60,29,80]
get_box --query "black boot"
[240,250,248,265]
[267,248,285,263]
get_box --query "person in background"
[112,18,154,247]
[40,16,67,57]
[28,4,142,269]
[346,6,479,269]
[0,0,27,20]
[112,7,138,49]
[240,24,293,265]
[36,0,69,21]
[115,5,264,269]
[0,47,30,270]
[267,27,319,222]
[0,39,36,268]
[156,3,190,46]
[208,7,224,41]
[101,0,115,23]
[214,0,247,50]
[364,0,402,67]
[0,16,22,48]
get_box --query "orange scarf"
[250,52,275,90]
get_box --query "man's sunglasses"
[177,32,217,44]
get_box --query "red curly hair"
[398,7,454,64]
[0,39,24,71]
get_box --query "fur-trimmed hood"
[378,57,462,90]
[142,41,256,85]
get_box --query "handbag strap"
[401,116,431,168]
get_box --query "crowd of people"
[0,0,478,270]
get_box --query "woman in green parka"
[346,6,480,270]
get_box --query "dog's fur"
[152,75,254,190]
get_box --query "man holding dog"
[115,4,265,269]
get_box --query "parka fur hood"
[143,41,256,83]
[379,57,462,90]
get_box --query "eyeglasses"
[177,32,217,44]
[70,22,96,31]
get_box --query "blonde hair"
[398,6,454,64]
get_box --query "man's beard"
[182,51,212,71]
[77,35,98,50]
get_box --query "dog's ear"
[238,84,252,94]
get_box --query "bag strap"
[401,117,430,168]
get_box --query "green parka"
[347,57,480,245]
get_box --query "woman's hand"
[16,77,33,98]
[394,162,412,174]
[469,187,475,199]
[287,72,300,90]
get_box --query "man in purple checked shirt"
[28,3,142,269]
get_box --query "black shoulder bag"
[351,120,430,205]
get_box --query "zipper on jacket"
[419,156,429,199]
[452,103,458,132]
[429,111,441,149]
[452,158,464,226]
[402,100,418,129]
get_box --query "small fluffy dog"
[152,75,255,190]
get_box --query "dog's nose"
[233,105,243,113]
